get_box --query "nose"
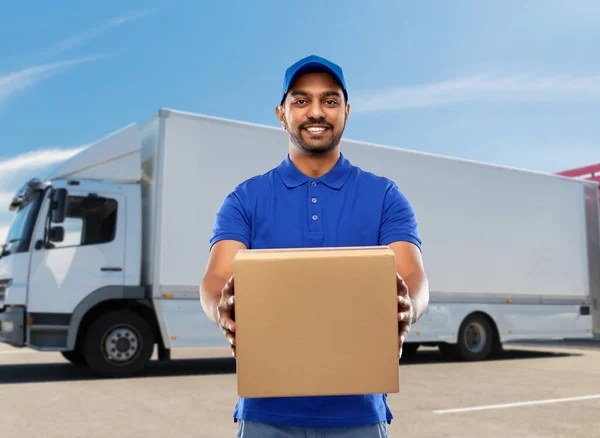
[306,100,326,119]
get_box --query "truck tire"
[82,309,154,377]
[61,349,87,366]
[455,313,494,361]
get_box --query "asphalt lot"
[1,341,599,438]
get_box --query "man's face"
[277,72,350,156]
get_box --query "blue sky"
[1,0,599,240]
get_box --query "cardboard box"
[233,246,400,398]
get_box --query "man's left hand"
[397,273,414,358]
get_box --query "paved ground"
[1,341,599,437]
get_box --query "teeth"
[306,127,326,132]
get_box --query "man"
[200,54,429,437]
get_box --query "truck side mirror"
[51,188,67,224]
[48,226,65,243]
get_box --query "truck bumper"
[0,306,25,347]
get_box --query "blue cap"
[280,55,348,104]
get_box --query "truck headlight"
[1,321,14,332]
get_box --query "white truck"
[1,108,598,376]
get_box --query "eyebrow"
[290,90,342,99]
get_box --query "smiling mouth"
[303,126,329,133]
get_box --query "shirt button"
[311,181,317,187]
[312,215,318,221]
[311,198,317,203]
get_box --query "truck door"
[27,189,126,319]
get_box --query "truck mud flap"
[0,306,25,347]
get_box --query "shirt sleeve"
[209,188,251,250]
[379,182,422,251]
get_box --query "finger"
[222,326,236,345]
[398,321,410,334]
[396,273,404,289]
[218,296,235,311]
[221,294,235,308]
[398,326,410,345]
[396,273,409,296]
[222,275,235,299]
[219,279,236,319]
[219,316,236,332]
[399,316,411,332]
[217,304,230,323]
[217,297,236,326]
[397,295,411,309]
[218,302,235,329]
[398,310,412,322]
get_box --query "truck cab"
[0,125,164,376]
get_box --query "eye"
[293,99,307,105]
[324,100,338,106]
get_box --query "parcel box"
[233,246,400,398]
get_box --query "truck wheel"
[456,313,494,361]
[82,309,154,377]
[61,350,87,366]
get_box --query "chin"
[305,144,337,155]
[290,130,340,155]
[303,135,334,147]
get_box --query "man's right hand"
[217,275,236,357]
[199,239,246,358]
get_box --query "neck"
[289,147,340,178]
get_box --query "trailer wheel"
[456,313,494,361]
[82,309,154,377]
[61,349,87,366]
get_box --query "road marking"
[433,394,600,414]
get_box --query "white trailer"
[0,108,598,375]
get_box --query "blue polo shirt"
[209,152,422,428]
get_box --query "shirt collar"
[276,152,353,189]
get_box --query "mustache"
[299,118,334,130]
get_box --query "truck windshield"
[2,190,44,256]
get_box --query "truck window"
[3,190,43,255]
[49,195,118,248]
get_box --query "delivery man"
[200,54,429,438]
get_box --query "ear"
[275,105,287,130]
[345,103,350,121]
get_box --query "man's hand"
[217,275,236,357]
[397,273,414,359]
[200,240,246,358]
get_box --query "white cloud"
[39,8,160,59]
[351,73,600,113]
[0,56,107,109]
[0,8,159,111]
[0,147,84,179]
[0,147,83,243]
